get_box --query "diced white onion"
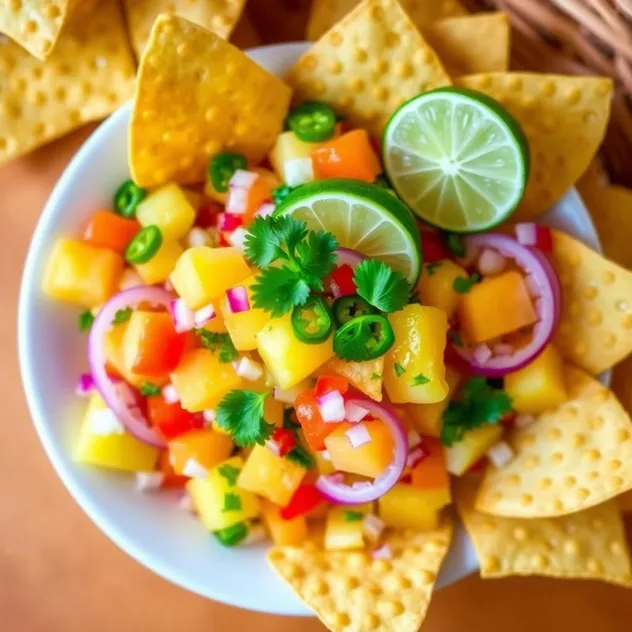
[118,268,143,291]
[255,202,275,218]
[235,357,264,382]
[284,157,314,187]
[486,441,515,468]
[186,227,213,248]
[371,544,393,560]
[162,384,179,404]
[515,223,538,246]
[345,401,369,423]
[193,303,216,327]
[226,186,249,215]
[202,409,215,425]
[182,458,209,479]
[228,227,249,252]
[229,169,259,189]
[346,422,371,448]
[363,514,385,543]
[407,429,422,449]
[170,297,196,333]
[318,389,346,423]
[478,248,506,276]
[89,408,126,436]
[135,472,165,492]
[514,414,535,429]
[473,343,492,365]
[319,449,332,462]
[406,446,426,469]
[267,439,281,456]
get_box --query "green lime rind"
[382,87,530,234]
[275,178,422,285]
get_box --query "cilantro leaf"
[426,261,443,276]
[453,273,480,294]
[440,377,512,447]
[370,372,382,380]
[113,308,132,324]
[251,266,310,318]
[343,510,364,522]
[78,310,94,332]
[215,389,275,447]
[444,232,465,257]
[354,259,410,313]
[295,229,339,287]
[283,408,301,432]
[244,215,283,267]
[139,382,161,397]
[213,523,248,547]
[218,464,241,486]
[195,330,238,363]
[285,445,315,469]
[222,492,242,512]
[411,373,430,386]
[273,215,308,257]
[394,362,406,377]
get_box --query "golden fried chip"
[552,230,632,374]
[0,0,135,165]
[475,366,632,518]
[123,0,247,59]
[456,477,632,585]
[306,0,468,41]
[425,13,510,75]
[323,356,384,401]
[289,0,452,139]
[129,14,291,188]
[268,521,452,632]
[456,73,612,222]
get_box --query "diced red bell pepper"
[327,264,356,298]
[272,428,296,457]
[84,210,140,254]
[280,484,325,520]
[196,202,223,229]
[217,212,243,232]
[295,388,341,451]
[315,375,349,397]
[421,231,452,264]
[147,394,204,440]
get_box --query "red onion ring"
[315,392,407,504]
[453,234,559,377]
[88,286,172,447]
[334,247,366,268]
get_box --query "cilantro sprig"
[441,377,513,447]
[195,330,239,363]
[286,445,315,469]
[215,389,275,447]
[354,259,410,313]
[139,382,161,397]
[245,216,338,317]
[453,273,480,294]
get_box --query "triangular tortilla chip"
[288,0,452,138]
[425,13,510,75]
[0,0,135,165]
[456,477,632,586]
[475,366,632,518]
[268,521,452,632]
[306,0,468,41]
[552,229,632,374]
[323,356,384,401]
[123,0,247,59]
[456,73,612,222]
[129,14,291,188]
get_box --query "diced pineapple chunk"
[417,259,468,319]
[187,456,260,531]
[257,313,334,389]
[168,428,234,476]
[220,276,271,350]
[170,247,251,309]
[384,304,449,404]
[504,344,567,414]
[322,356,384,401]
[43,237,123,307]
[324,507,365,551]
[261,500,308,545]
[171,348,243,412]
[74,394,159,471]
[446,424,503,476]
[269,131,322,181]
[378,483,444,530]
[237,444,306,506]
[203,309,228,333]
[134,239,184,285]
[135,183,196,241]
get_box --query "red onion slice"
[335,247,366,268]
[226,285,250,313]
[75,372,95,396]
[88,286,172,447]
[315,392,407,505]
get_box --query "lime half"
[275,179,422,284]
[383,88,530,233]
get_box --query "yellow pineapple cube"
[378,484,443,530]
[324,507,365,551]
[446,424,504,476]
[269,131,322,181]
[135,183,196,241]
[134,239,183,285]
[417,259,468,319]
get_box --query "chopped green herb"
[444,232,465,257]
[215,389,275,447]
[448,330,463,348]
[283,408,301,433]
[272,184,295,205]
[112,307,132,324]
[195,330,239,363]
[353,259,410,313]
[441,377,513,447]
[222,492,242,512]
[343,510,364,522]
[370,372,382,380]
[213,523,248,547]
[426,261,443,276]
[285,445,315,469]
[78,310,94,332]
[139,382,161,397]
[411,373,430,386]
[453,273,480,294]
[394,362,406,377]
[218,464,241,486]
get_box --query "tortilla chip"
[267,521,452,632]
[123,0,246,59]
[552,230,632,374]
[456,477,632,586]
[475,365,632,518]
[456,73,612,222]
[425,13,510,75]
[129,14,291,188]
[289,0,452,139]
[0,0,135,165]
[306,0,468,41]
[323,357,384,401]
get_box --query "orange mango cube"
[168,428,234,476]
[261,500,308,545]
[411,438,451,506]
[458,270,538,344]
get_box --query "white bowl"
[18,42,603,616]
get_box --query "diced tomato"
[535,226,553,252]
[217,212,243,232]
[468,458,486,473]
[315,375,348,397]
[272,428,296,457]
[280,484,325,520]
[421,231,452,264]
[311,129,381,182]
[147,395,205,440]
[295,389,341,451]
[196,202,223,229]
[158,450,188,488]
[327,264,356,298]
[84,210,140,254]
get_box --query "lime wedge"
[383,88,530,233]
[275,179,422,284]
